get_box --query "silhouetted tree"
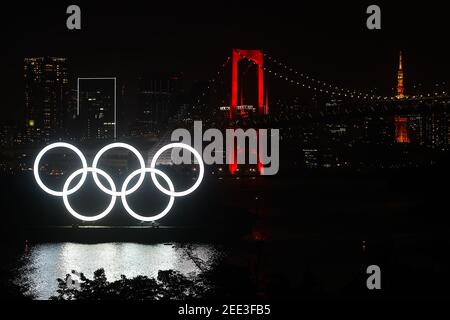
[51,268,200,300]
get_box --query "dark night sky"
[0,1,449,124]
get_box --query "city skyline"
[1,1,450,303]
[1,2,449,125]
[0,46,448,176]
[12,47,449,141]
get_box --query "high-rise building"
[407,115,425,145]
[78,81,115,140]
[425,113,450,149]
[24,57,69,141]
[136,73,181,134]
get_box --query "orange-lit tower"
[394,116,410,143]
[396,51,405,99]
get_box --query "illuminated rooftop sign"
[219,105,256,111]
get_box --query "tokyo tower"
[396,51,405,99]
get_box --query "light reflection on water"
[18,242,220,300]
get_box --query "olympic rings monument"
[33,142,204,222]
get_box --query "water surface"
[17,242,220,299]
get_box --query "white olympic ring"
[150,143,204,197]
[33,142,204,222]
[92,142,146,197]
[121,168,175,222]
[34,142,88,196]
[63,167,116,222]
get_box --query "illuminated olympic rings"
[33,142,204,222]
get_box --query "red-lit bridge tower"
[230,49,268,118]
[229,49,268,174]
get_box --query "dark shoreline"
[19,225,242,243]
